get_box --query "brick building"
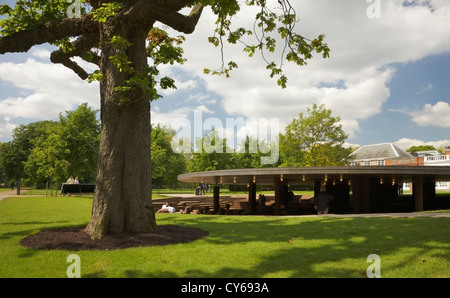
[350,143,450,190]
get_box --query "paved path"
[0,190,20,201]
[0,190,47,201]
[2,191,450,218]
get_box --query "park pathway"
[0,189,43,201]
[0,190,19,201]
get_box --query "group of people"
[66,175,79,184]
[195,183,210,196]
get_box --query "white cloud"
[158,76,198,96]
[2,0,450,147]
[0,56,99,139]
[31,48,51,60]
[0,117,15,140]
[0,58,99,101]
[186,93,217,105]
[151,106,192,131]
[394,137,450,150]
[409,101,450,127]
[195,104,214,115]
[167,0,450,140]
[415,83,434,94]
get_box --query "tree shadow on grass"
[0,221,70,241]
[144,214,450,278]
[10,212,450,278]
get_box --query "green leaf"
[160,77,176,90]
[88,70,104,83]
[90,2,123,23]
[106,35,133,50]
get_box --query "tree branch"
[126,0,203,34]
[0,15,96,55]
[157,3,204,34]
[50,33,100,80]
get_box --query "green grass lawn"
[0,195,449,278]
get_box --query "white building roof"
[350,143,412,161]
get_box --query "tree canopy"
[151,124,187,188]
[0,0,330,89]
[25,103,100,184]
[280,104,352,167]
[407,145,436,153]
[0,103,99,186]
[0,0,330,239]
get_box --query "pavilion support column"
[423,179,436,211]
[274,178,282,215]
[351,177,361,213]
[213,184,220,214]
[413,175,424,212]
[248,182,257,215]
[352,177,370,214]
[362,177,371,213]
[314,179,321,198]
[350,178,359,213]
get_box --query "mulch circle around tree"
[20,225,209,251]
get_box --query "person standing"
[314,188,334,214]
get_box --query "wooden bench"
[60,183,95,196]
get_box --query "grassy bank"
[0,196,449,278]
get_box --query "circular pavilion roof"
[178,166,450,185]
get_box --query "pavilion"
[177,166,450,215]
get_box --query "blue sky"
[1,0,450,151]
[357,54,450,145]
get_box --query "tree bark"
[85,23,157,239]
[0,0,205,240]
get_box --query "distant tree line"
[1,103,357,189]
[0,103,100,188]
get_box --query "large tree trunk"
[85,24,157,240]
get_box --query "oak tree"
[0,0,329,239]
